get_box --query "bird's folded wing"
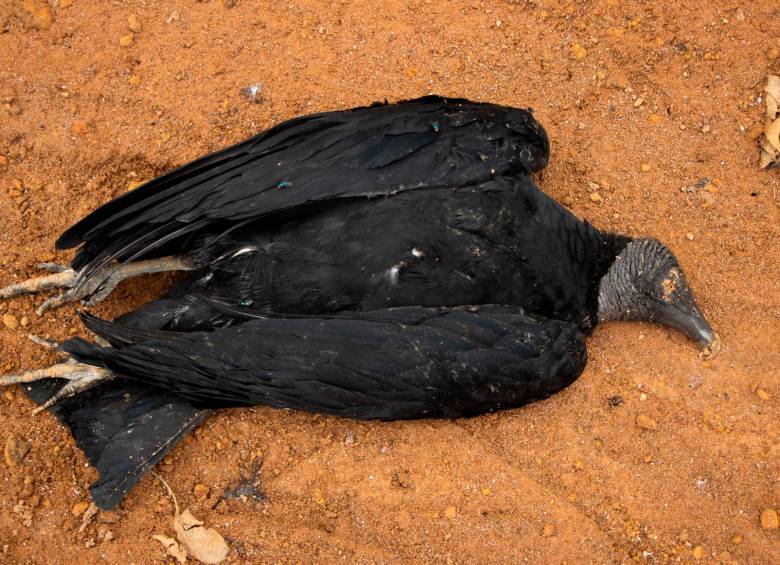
[56,96,549,279]
[64,304,585,420]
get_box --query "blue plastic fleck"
[277,180,290,189]
[431,121,440,133]
[239,298,254,307]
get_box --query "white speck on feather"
[411,247,425,258]
[386,261,408,285]
[231,246,258,258]
[387,265,401,285]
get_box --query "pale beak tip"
[699,331,721,359]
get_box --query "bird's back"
[178,175,621,331]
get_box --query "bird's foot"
[0,263,79,314]
[0,357,113,415]
[0,256,194,315]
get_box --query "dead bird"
[0,96,718,508]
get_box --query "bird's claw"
[0,358,113,414]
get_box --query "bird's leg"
[0,264,79,301]
[0,256,194,315]
[0,358,114,415]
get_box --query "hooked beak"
[654,299,720,358]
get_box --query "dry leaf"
[154,473,229,565]
[173,509,229,565]
[759,75,780,169]
[153,534,188,564]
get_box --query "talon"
[27,333,62,350]
[1,359,113,412]
[30,368,112,415]
[35,262,70,273]
[36,292,75,315]
[0,269,77,300]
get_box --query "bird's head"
[597,238,719,357]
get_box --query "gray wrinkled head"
[598,238,719,354]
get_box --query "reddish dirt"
[1,1,779,563]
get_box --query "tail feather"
[24,379,206,509]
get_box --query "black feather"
[65,305,586,420]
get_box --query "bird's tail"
[25,379,205,509]
[23,294,224,509]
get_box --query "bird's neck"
[594,233,633,324]
[597,262,627,323]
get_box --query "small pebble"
[768,47,779,61]
[193,483,210,501]
[570,43,587,60]
[4,434,30,467]
[755,388,771,400]
[647,114,662,125]
[127,14,142,33]
[731,534,742,544]
[444,506,457,519]
[127,75,141,86]
[20,316,28,328]
[72,120,87,136]
[692,545,704,560]
[633,97,644,108]
[635,414,658,430]
[760,508,779,530]
[18,0,54,30]
[118,34,134,47]
[2,314,19,330]
[686,233,695,241]
[589,192,602,202]
[562,195,575,207]
[701,125,710,133]
[641,163,651,172]
[71,501,89,517]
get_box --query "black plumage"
[9,96,716,509]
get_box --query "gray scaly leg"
[0,256,194,314]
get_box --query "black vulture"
[0,96,717,509]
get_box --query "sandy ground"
[1,1,779,563]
